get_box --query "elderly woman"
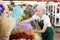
[19,5,54,40]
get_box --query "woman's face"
[35,8,44,17]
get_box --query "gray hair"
[36,5,46,14]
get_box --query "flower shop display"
[0,4,5,15]
[10,16,34,40]
[9,4,42,40]
[1,13,16,40]
[10,16,42,40]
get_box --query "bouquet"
[1,13,16,40]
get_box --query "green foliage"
[23,10,30,19]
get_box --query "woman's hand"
[37,30,41,33]
[17,22,23,27]
[32,30,38,33]
[18,17,33,26]
[33,30,42,33]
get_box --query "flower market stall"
[1,1,43,40]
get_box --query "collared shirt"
[32,14,51,27]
